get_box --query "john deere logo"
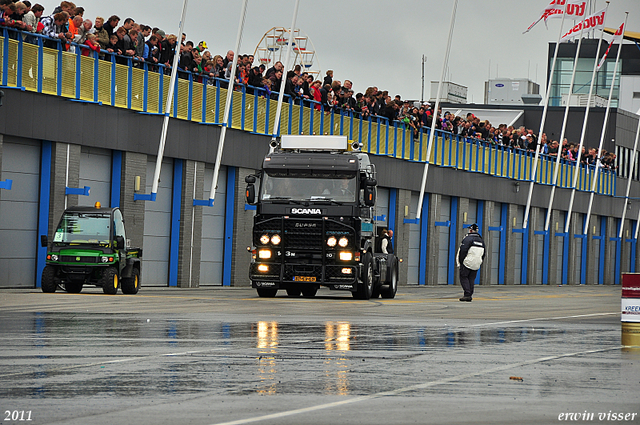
[76,257,81,261]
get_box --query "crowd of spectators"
[0,0,618,172]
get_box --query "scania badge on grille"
[290,208,322,215]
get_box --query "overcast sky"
[65,0,638,103]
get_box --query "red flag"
[597,22,624,71]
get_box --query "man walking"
[457,223,485,302]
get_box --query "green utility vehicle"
[40,204,142,295]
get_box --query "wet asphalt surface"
[0,285,638,425]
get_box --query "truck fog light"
[339,252,352,261]
[257,264,269,272]
[338,237,349,247]
[258,249,272,259]
[341,268,352,274]
[260,234,270,245]
[271,234,281,245]
[327,236,337,247]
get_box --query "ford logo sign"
[495,83,504,87]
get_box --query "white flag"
[560,7,606,43]
[523,0,586,34]
[597,22,625,71]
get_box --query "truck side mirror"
[364,186,376,206]
[40,235,48,247]
[245,175,256,184]
[366,178,377,187]
[246,184,256,205]
[114,236,125,249]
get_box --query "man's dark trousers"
[459,265,477,298]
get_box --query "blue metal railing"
[0,27,616,196]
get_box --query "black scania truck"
[245,135,398,299]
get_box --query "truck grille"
[283,220,323,249]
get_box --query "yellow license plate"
[294,276,316,282]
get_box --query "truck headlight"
[327,236,337,247]
[258,249,272,259]
[260,234,270,245]
[338,237,349,247]
[339,252,352,261]
[271,234,281,245]
[50,254,58,261]
[101,256,109,263]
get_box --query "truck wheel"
[257,288,278,297]
[101,267,119,295]
[381,259,398,299]
[286,288,302,297]
[122,267,140,295]
[41,266,57,293]
[302,286,318,298]
[65,283,83,293]
[354,253,373,300]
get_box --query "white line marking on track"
[467,312,618,328]
[209,346,621,425]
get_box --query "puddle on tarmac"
[0,313,619,398]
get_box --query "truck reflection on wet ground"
[0,312,602,400]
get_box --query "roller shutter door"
[436,196,451,285]
[200,164,227,286]
[374,187,389,229]
[78,147,111,207]
[0,139,41,287]
[142,157,173,286]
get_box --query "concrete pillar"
[567,212,582,285]
[585,215,599,285]
[454,197,470,287]
[426,193,441,286]
[480,201,496,286]
[504,204,519,285]
[394,189,412,286]
[621,219,632,274]
[176,160,204,288]
[48,142,81,238]
[526,207,542,285]
[120,151,147,250]
[230,167,257,287]
[604,216,617,285]
[547,210,564,285]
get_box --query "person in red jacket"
[81,33,100,56]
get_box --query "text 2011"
[4,411,32,421]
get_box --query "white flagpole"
[563,2,609,234]
[416,0,458,220]
[523,6,571,229]
[207,0,248,205]
[584,14,628,236]
[150,0,189,198]
[270,0,301,151]
[543,10,589,232]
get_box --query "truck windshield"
[261,174,357,202]
[53,212,111,244]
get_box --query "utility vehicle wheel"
[122,267,140,295]
[354,253,373,300]
[65,283,83,293]
[286,288,302,297]
[381,259,398,299]
[101,267,119,295]
[301,286,318,298]
[257,288,278,297]
[41,266,57,293]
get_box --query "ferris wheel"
[253,27,321,78]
